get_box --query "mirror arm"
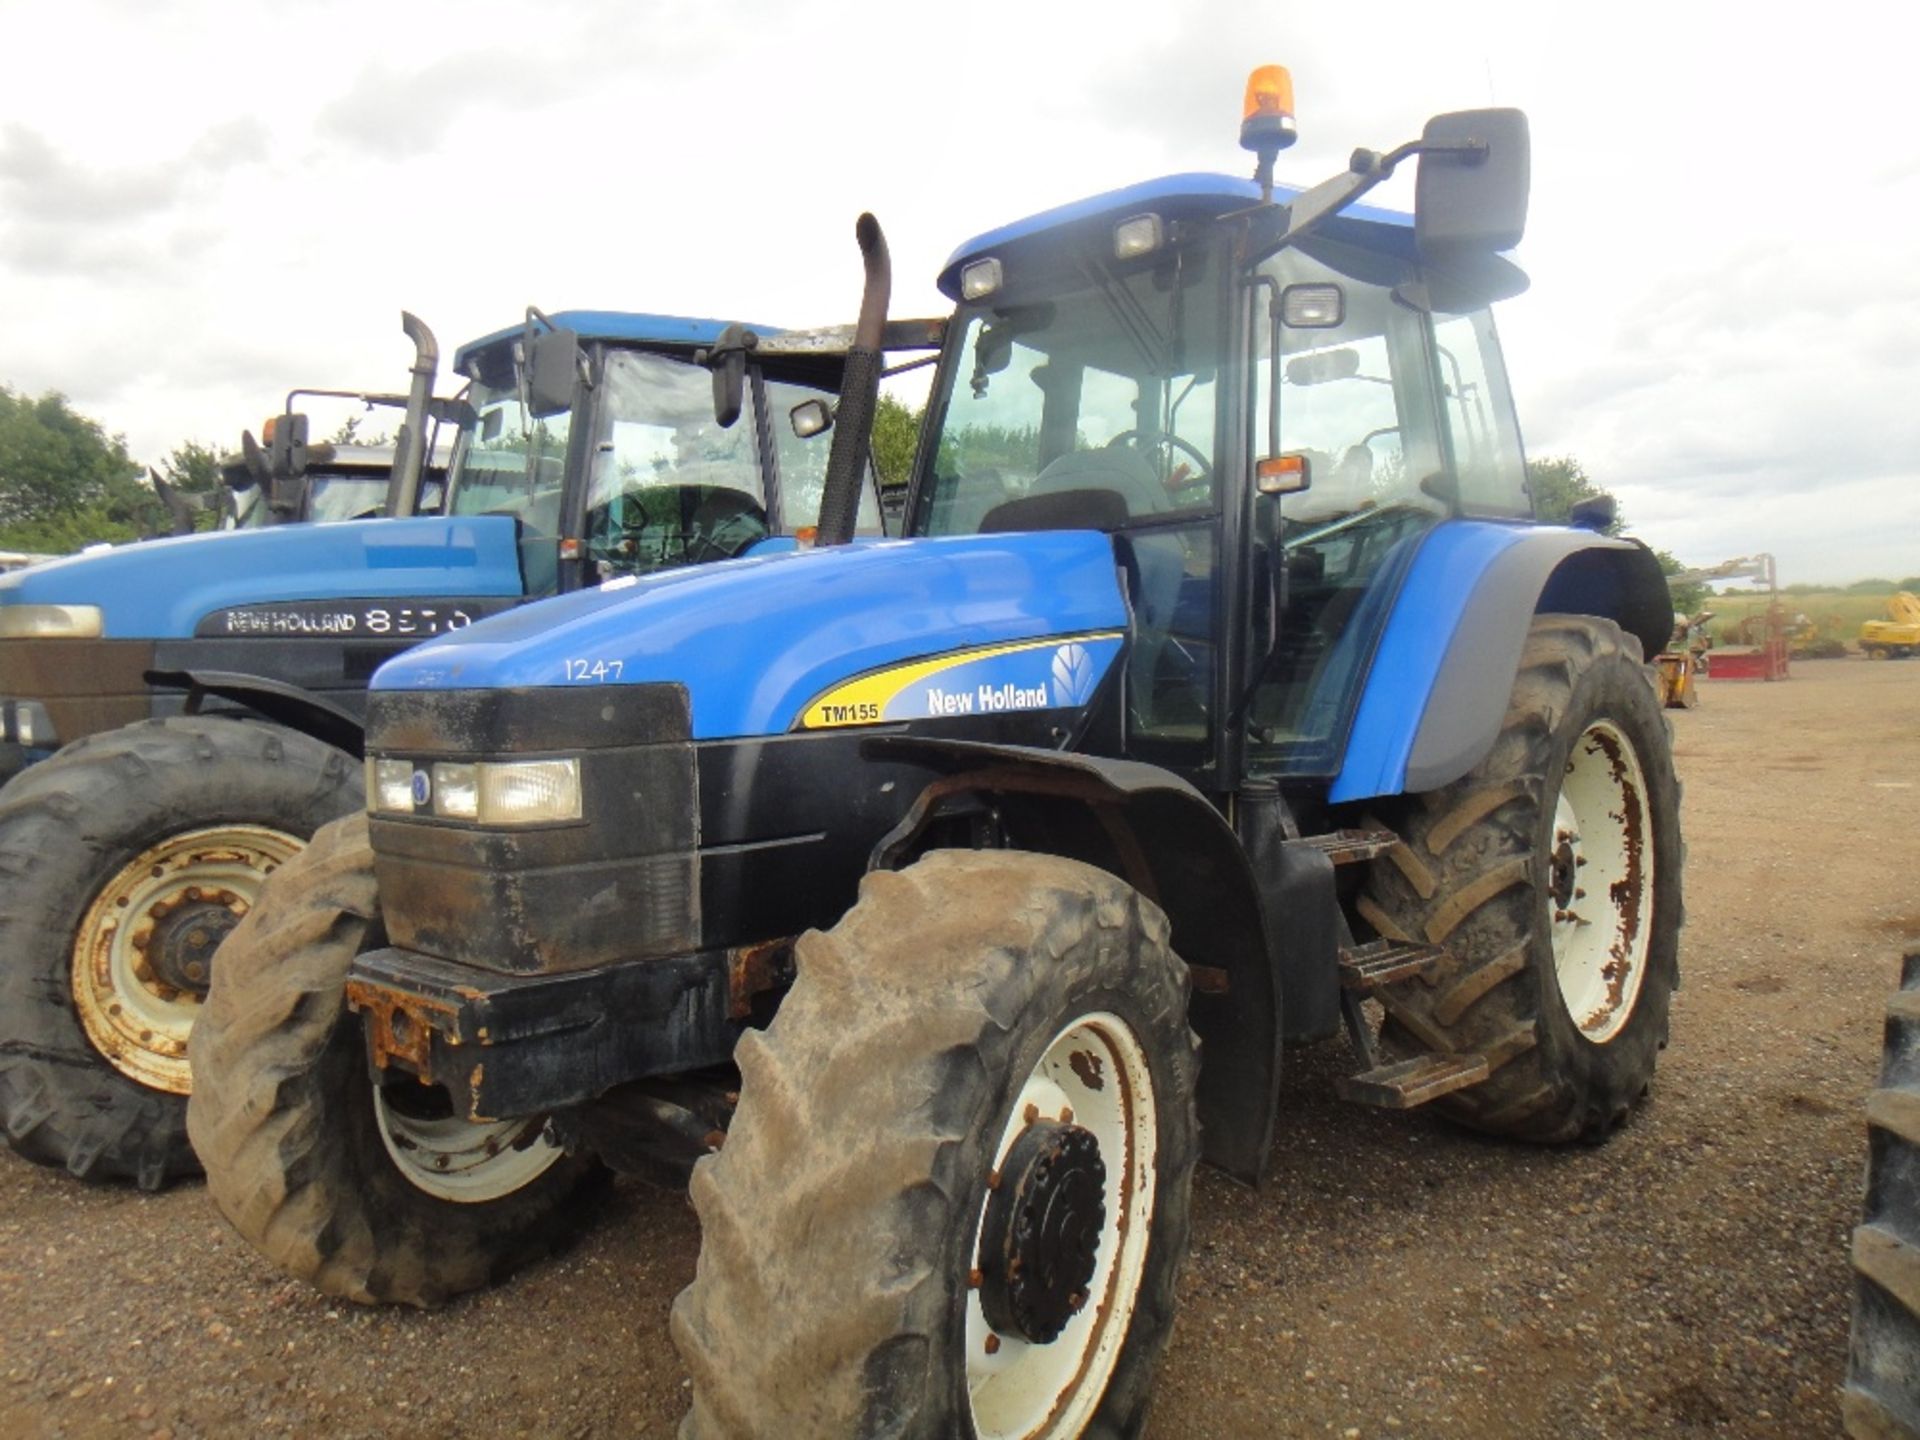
[1270,136,1489,253]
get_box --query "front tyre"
[1359,614,1684,1142]
[0,718,360,1188]
[187,812,600,1307]
[670,850,1200,1439]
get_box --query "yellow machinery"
[1862,592,1920,659]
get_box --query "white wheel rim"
[72,825,303,1094]
[1549,719,1655,1043]
[967,1012,1158,1439]
[373,1085,564,1204]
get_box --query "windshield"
[304,471,390,524]
[917,250,1222,537]
[444,347,774,582]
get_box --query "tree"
[870,394,918,489]
[0,387,163,550]
[328,413,390,448]
[1525,454,1624,535]
[158,440,222,498]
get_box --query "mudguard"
[862,735,1281,1185]
[1330,523,1670,802]
[152,669,366,757]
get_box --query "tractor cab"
[444,311,884,596]
[909,168,1530,785]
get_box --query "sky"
[0,0,1914,582]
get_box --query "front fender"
[1330,524,1670,802]
[864,736,1281,1184]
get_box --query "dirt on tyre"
[187,811,602,1307]
[1358,613,1683,1143]
[0,716,362,1188]
[1843,951,1920,1439]
[671,849,1200,1440]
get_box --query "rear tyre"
[1843,952,1920,1439]
[0,718,360,1188]
[671,850,1200,1438]
[1358,615,1683,1142]
[187,812,600,1307]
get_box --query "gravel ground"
[1,656,1914,1438]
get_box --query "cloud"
[0,117,267,225]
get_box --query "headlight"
[368,756,582,826]
[368,757,415,813]
[0,604,104,638]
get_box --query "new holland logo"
[410,769,432,807]
[1051,641,1097,707]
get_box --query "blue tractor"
[192,71,1681,1433]
[0,309,884,1188]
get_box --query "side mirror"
[702,324,756,429]
[790,398,834,439]
[1568,494,1618,532]
[265,411,309,481]
[1415,108,1530,261]
[526,328,580,419]
[1285,349,1360,387]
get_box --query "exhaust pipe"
[385,311,440,519]
[815,213,890,548]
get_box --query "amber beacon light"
[1240,64,1298,203]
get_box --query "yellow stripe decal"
[798,632,1125,730]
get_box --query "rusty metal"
[1337,939,1448,992]
[1336,1051,1490,1109]
[725,937,793,1019]
[344,977,458,1078]
[1290,826,1401,867]
[1187,965,1230,995]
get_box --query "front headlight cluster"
[367,756,583,825]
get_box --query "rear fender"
[864,736,1280,1184]
[1331,526,1670,802]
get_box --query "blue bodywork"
[0,516,526,639]
[938,172,1414,299]
[372,533,1132,741]
[1327,521,1532,803]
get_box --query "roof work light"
[1240,64,1298,204]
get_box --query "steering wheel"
[1105,429,1212,491]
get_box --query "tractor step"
[1339,939,1447,991]
[1336,1052,1490,1109]
[1289,826,1401,866]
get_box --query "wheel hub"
[978,1120,1107,1345]
[72,825,303,1095]
[141,893,242,995]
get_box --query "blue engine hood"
[372,533,1133,741]
[0,516,526,639]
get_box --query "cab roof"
[936,172,1414,301]
[452,311,777,374]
